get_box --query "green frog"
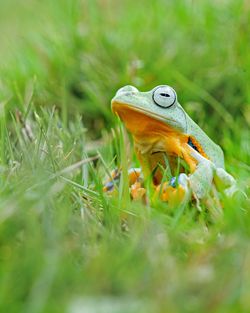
[105,85,236,204]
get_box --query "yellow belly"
[112,104,206,184]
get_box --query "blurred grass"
[0,0,249,312]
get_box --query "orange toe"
[130,181,146,200]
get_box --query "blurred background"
[0,1,249,313]
[0,0,249,138]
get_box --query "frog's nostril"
[116,85,138,96]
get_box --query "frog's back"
[187,115,225,169]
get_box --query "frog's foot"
[128,168,146,201]
[103,168,145,200]
[170,173,189,190]
[214,167,237,197]
[103,168,121,192]
[154,173,191,204]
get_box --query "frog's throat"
[111,100,184,132]
[111,100,208,165]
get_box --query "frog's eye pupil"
[160,93,170,97]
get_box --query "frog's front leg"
[187,148,216,199]
[188,161,214,199]
[187,147,236,199]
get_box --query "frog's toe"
[178,173,189,189]
[130,181,146,201]
[224,184,239,197]
[128,168,146,201]
[103,168,121,193]
[170,173,189,190]
[128,168,143,185]
[103,180,115,192]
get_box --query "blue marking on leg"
[170,177,177,188]
[105,181,115,191]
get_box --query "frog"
[104,84,236,204]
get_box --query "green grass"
[0,1,249,312]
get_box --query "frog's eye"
[153,85,177,108]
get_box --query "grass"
[0,0,249,312]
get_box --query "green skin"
[111,85,236,200]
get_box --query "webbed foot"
[103,168,146,201]
[154,173,191,205]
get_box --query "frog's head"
[111,85,187,135]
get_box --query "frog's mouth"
[111,100,184,135]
